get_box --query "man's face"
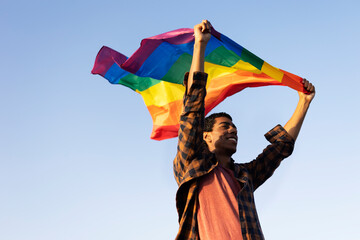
[204,116,238,155]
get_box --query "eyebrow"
[218,122,237,128]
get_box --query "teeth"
[228,138,237,143]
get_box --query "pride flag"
[92,28,305,140]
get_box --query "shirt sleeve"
[173,72,208,186]
[243,124,295,190]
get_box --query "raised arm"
[284,79,316,141]
[187,20,211,89]
[242,80,315,190]
[173,20,211,186]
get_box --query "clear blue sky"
[1,0,360,239]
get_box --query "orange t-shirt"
[197,166,243,240]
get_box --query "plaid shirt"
[173,72,295,240]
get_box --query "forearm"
[174,72,207,185]
[284,78,315,141]
[187,42,207,89]
[246,125,294,190]
[284,98,311,141]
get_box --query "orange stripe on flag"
[205,70,281,112]
[147,99,183,128]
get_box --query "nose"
[229,125,237,134]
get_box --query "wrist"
[298,97,311,107]
[194,41,208,50]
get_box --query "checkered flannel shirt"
[173,72,295,240]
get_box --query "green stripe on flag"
[240,48,264,70]
[161,53,192,84]
[119,74,161,92]
[205,46,241,67]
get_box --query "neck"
[215,151,232,169]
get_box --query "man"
[173,20,315,240]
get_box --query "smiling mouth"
[228,137,237,143]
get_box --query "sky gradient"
[1,0,360,239]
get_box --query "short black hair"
[204,112,232,132]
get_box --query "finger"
[194,23,201,32]
[201,21,210,33]
[203,28,211,34]
[309,84,315,93]
[303,79,309,89]
[204,20,211,30]
[306,83,313,91]
[305,82,316,93]
[200,22,206,32]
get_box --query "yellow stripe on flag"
[138,81,185,107]
[260,62,284,82]
[232,59,262,74]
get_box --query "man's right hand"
[193,20,212,44]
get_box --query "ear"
[203,132,212,143]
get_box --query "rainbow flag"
[92,28,305,140]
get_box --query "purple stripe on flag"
[91,46,128,77]
[210,28,222,40]
[121,28,195,74]
[146,28,194,43]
